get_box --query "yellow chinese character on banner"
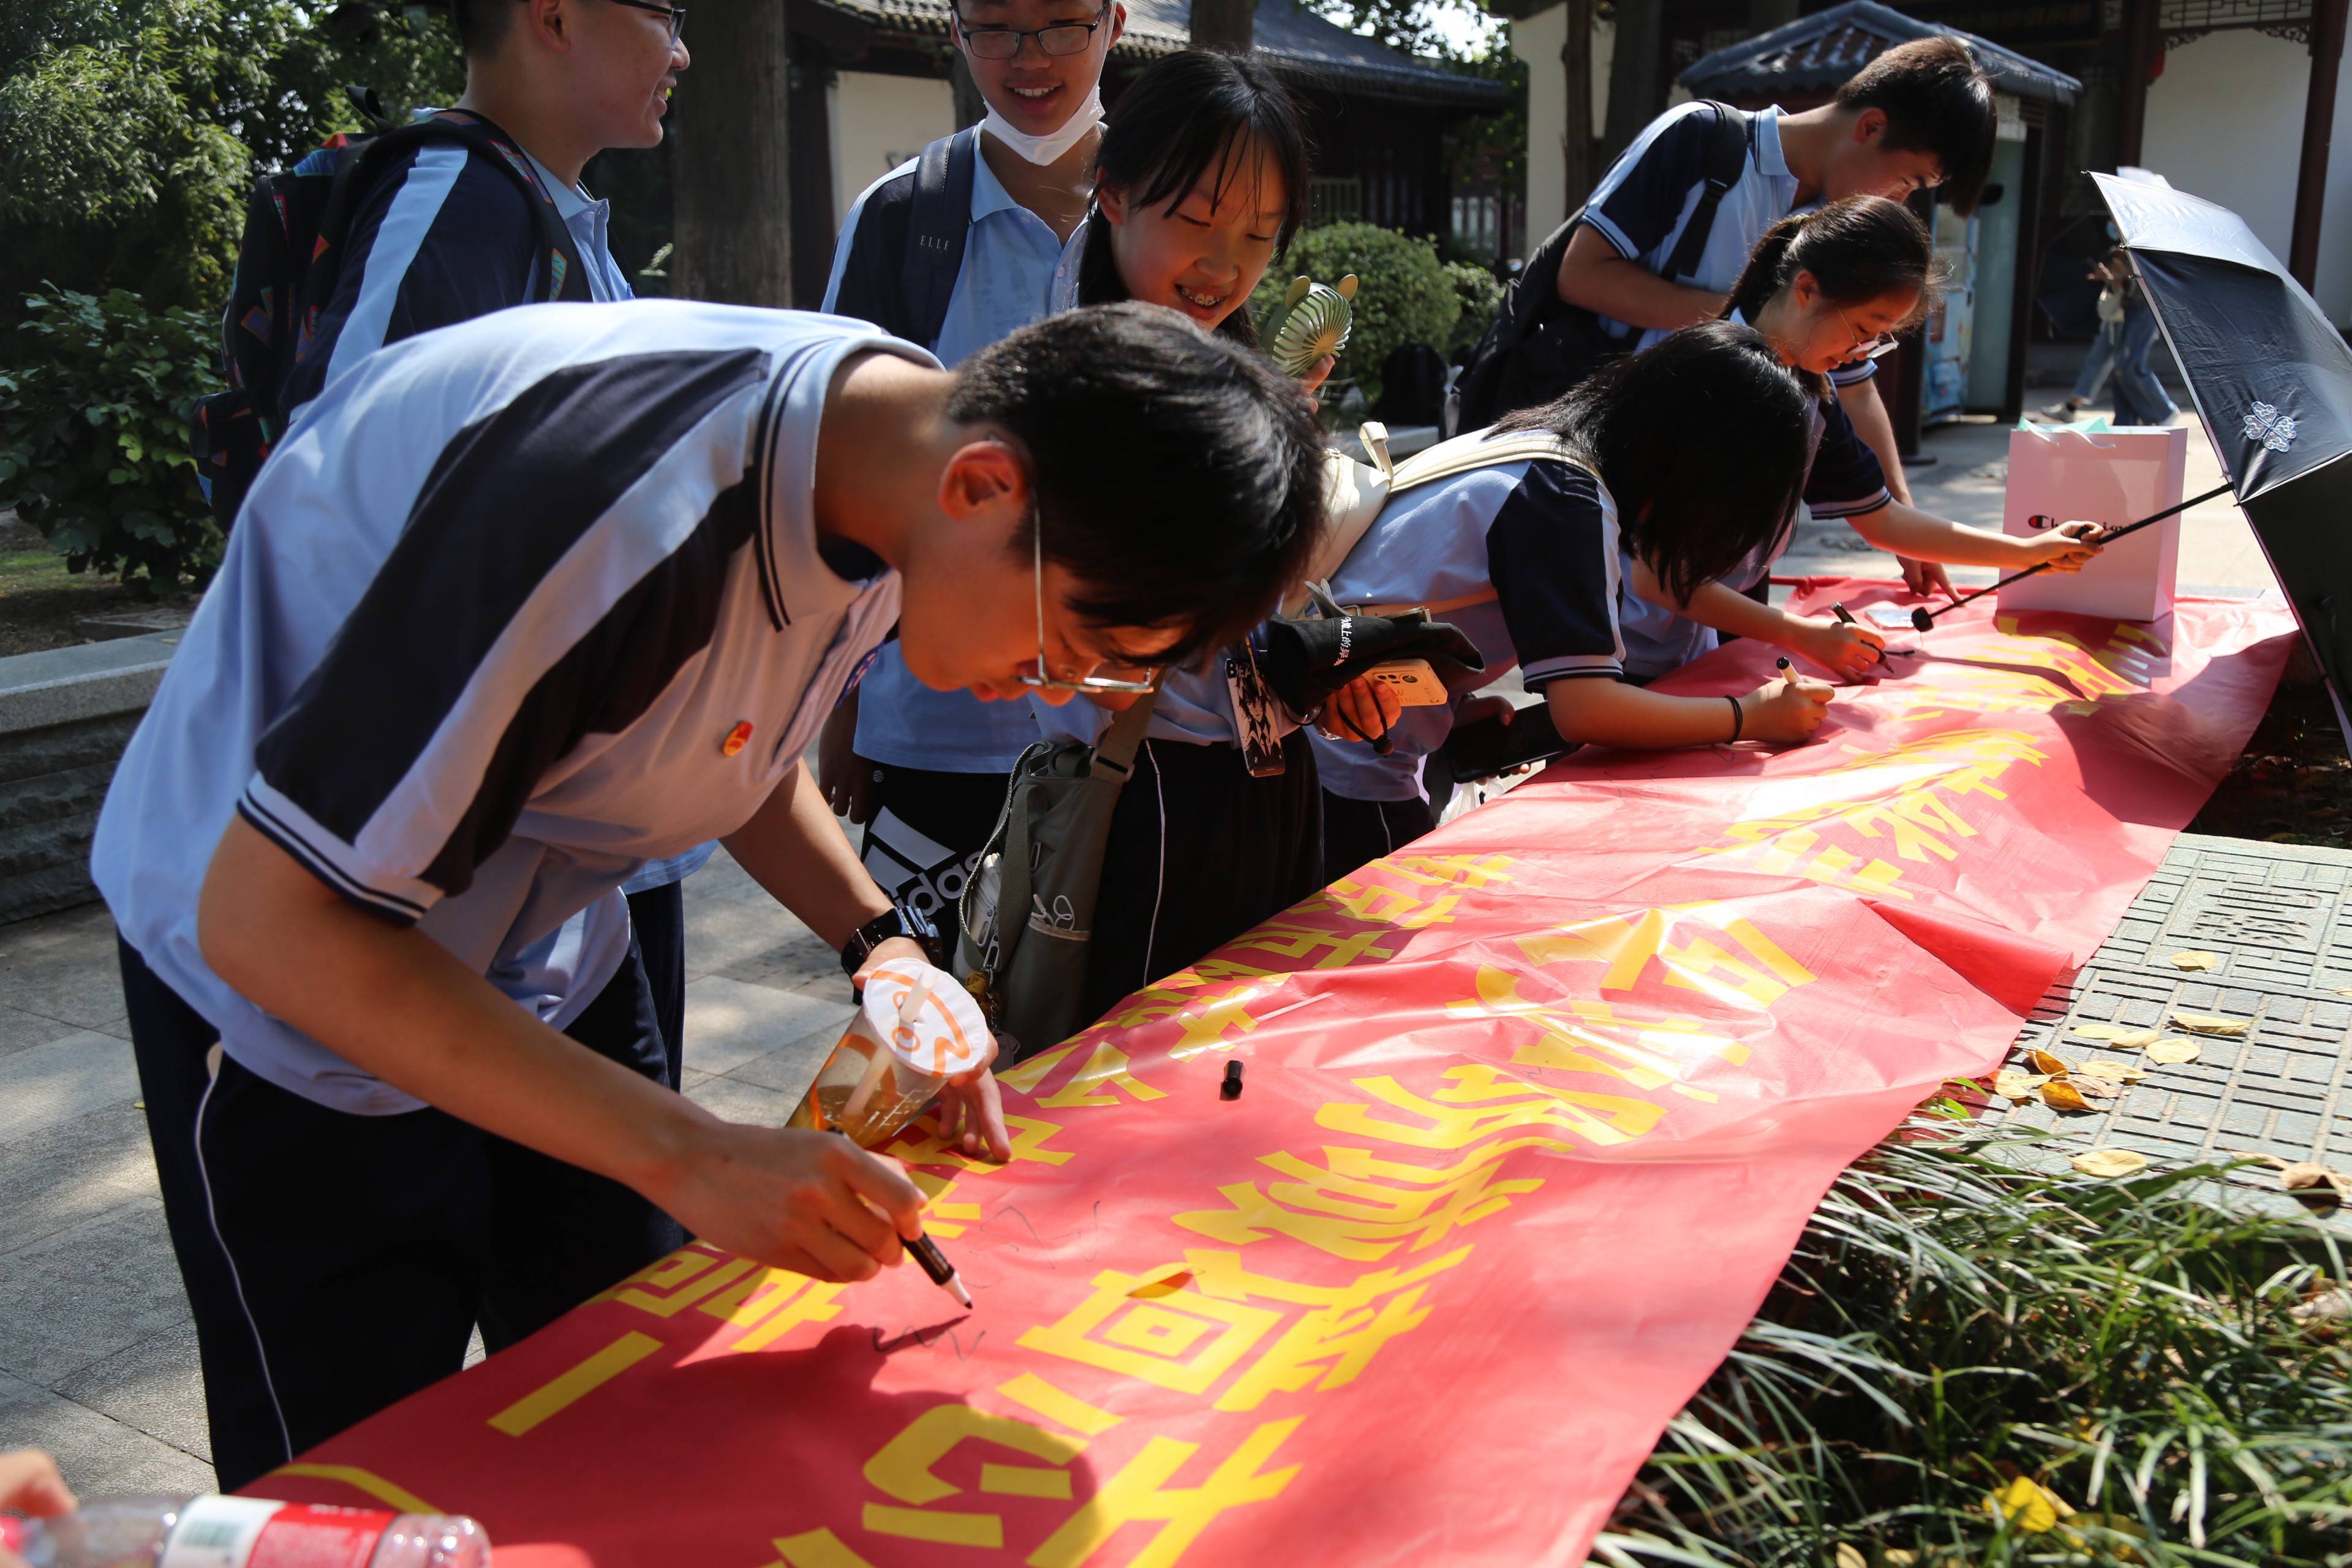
[1029,1417,1302,1568]
[594,1243,845,1354]
[1183,1246,1468,1411]
[1019,1268,1284,1394]
[860,1404,1091,1550]
[1513,901,1814,1008]
[1172,1133,1555,1261]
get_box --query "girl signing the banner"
[1619,197,2105,683]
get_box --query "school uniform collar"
[750,338,907,630]
[519,147,597,220]
[1752,106,1791,181]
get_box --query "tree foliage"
[0,0,466,320]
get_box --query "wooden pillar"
[2115,0,2160,167]
[1190,0,1254,51]
[1599,0,1662,167]
[2003,117,2048,423]
[670,0,792,306]
[1560,0,1596,214]
[2290,0,2351,288]
[786,34,835,310]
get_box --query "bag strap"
[1657,101,1751,286]
[1330,437,1591,618]
[903,127,978,349]
[1090,686,1161,778]
[329,111,592,307]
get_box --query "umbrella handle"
[1913,480,2236,630]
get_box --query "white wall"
[2143,27,2352,323]
[1510,6,1615,250]
[827,71,957,231]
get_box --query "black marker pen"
[829,1128,973,1308]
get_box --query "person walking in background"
[2045,244,2178,427]
[817,0,1125,935]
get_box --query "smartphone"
[1441,704,1575,783]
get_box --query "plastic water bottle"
[0,1494,489,1566]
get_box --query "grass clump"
[1596,1114,2352,1567]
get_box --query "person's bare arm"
[1544,673,1831,750]
[1834,375,1956,600]
[197,815,927,1278]
[1555,225,1725,332]
[1625,557,1885,680]
[1847,504,2103,574]
[723,763,1011,1161]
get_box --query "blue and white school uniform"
[1310,445,1626,873]
[823,143,1061,914]
[93,304,922,1486]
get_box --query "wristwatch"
[840,903,941,979]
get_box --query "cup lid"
[860,959,992,1077]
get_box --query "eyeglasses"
[1017,516,1158,695]
[954,1,1113,59]
[609,0,685,45]
[1834,304,1901,361]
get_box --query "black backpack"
[899,127,980,350]
[190,92,592,530]
[1449,102,1750,435]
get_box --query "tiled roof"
[812,0,1513,109]
[1680,0,2079,106]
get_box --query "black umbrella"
[2097,172,2352,736]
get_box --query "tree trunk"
[1189,0,1254,53]
[1599,0,1661,170]
[669,0,793,306]
[1559,0,1595,214]
[950,52,988,129]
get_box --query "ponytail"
[1719,195,1935,332]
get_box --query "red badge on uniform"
[722,721,753,758]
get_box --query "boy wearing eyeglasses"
[816,0,1125,949]
[92,300,1323,1490]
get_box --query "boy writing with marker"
[1458,34,1999,598]
[93,300,1324,1491]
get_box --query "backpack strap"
[1333,434,1593,618]
[326,111,594,311]
[902,127,979,349]
[1656,100,1752,287]
[1090,685,1161,779]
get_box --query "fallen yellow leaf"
[1989,1475,2074,1533]
[2042,1080,2094,1112]
[2145,1038,2203,1065]
[2072,1148,2150,1177]
[2229,1149,2290,1169]
[1994,1069,2049,1099]
[2280,1162,2349,1196]
[1883,1555,1918,1568]
[1832,1545,1866,1568]
[2068,1076,2123,1101]
[2168,950,2221,970]
[2079,1060,2143,1082]
[2030,1049,2072,1076]
[2071,1022,2139,1041]
[2171,1011,2250,1035]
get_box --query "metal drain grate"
[1992,834,2352,1229]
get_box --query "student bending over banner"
[90,300,1324,1491]
[1617,197,2105,685]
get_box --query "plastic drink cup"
[790,960,991,1147]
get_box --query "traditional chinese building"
[777,0,1513,305]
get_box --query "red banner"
[256,584,2294,1568]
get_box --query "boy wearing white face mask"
[817,0,1126,927]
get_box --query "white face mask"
[980,85,1105,166]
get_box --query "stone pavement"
[0,850,854,1498]
[0,412,2288,1503]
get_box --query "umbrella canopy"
[2097,172,2352,734]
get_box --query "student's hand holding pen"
[1783,614,1887,681]
[1740,668,1835,742]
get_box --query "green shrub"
[1443,260,1502,351]
[0,285,222,596]
[1251,222,1460,382]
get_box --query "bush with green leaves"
[1251,222,1460,382]
[0,286,223,596]
[1443,260,1503,351]
[1596,1120,2352,1567]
